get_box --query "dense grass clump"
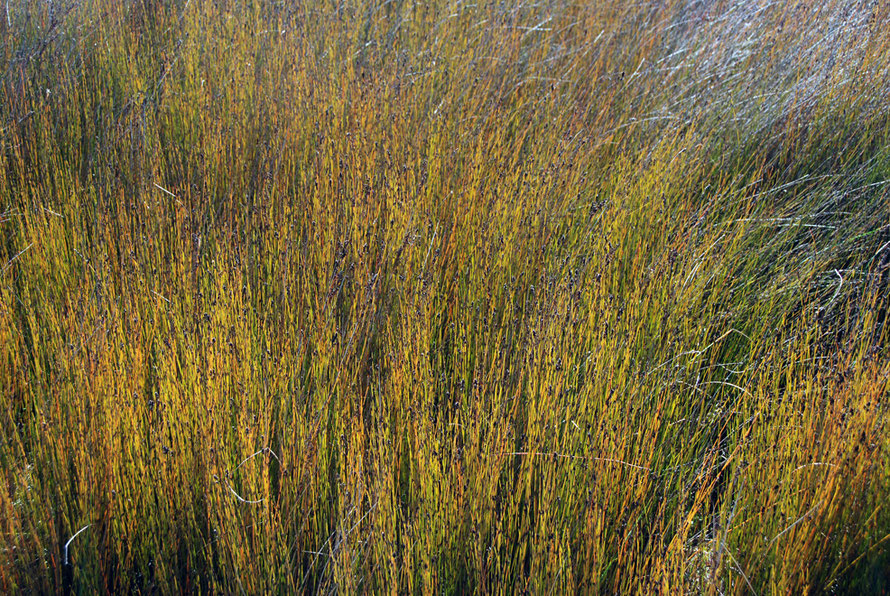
[1,0,890,592]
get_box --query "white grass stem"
[64,524,91,565]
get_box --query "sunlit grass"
[1,0,889,593]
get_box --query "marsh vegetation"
[1,0,889,592]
